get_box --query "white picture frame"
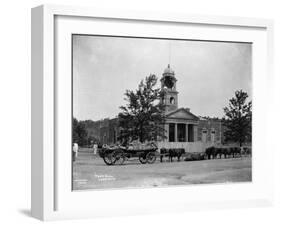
[31,4,274,221]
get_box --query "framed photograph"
[31,4,274,221]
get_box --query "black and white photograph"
[72,35,252,191]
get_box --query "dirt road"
[73,152,251,190]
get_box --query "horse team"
[205,146,243,159]
[159,146,251,162]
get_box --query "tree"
[118,74,166,144]
[72,117,80,144]
[72,117,88,146]
[223,90,252,146]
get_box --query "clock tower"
[160,64,178,112]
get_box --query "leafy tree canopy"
[118,74,166,144]
[72,117,88,146]
[223,90,252,146]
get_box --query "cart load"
[98,141,158,165]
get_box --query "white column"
[186,124,189,142]
[164,123,169,142]
[175,123,178,142]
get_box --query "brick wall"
[197,118,225,144]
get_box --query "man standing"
[93,142,98,155]
[73,143,79,161]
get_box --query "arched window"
[170,97,175,104]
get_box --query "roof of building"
[198,116,222,122]
[165,107,199,121]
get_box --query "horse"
[205,146,216,159]
[230,147,241,158]
[168,148,185,162]
[160,148,185,162]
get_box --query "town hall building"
[86,65,225,150]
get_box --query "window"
[170,97,175,104]
[202,128,207,142]
[211,128,216,143]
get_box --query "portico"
[164,108,199,143]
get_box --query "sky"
[73,35,252,121]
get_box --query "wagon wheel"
[112,150,126,165]
[146,152,156,164]
[103,152,114,165]
[139,153,147,164]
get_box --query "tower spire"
[168,41,171,66]
[161,64,178,112]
